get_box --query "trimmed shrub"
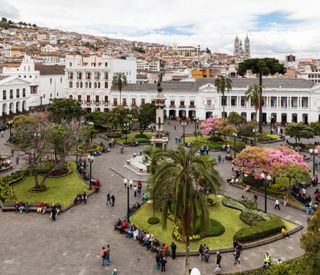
[201,219,225,237]
[135,138,150,144]
[135,133,148,139]
[234,217,284,243]
[147,216,160,225]
[106,132,121,138]
[207,197,216,206]
[241,199,257,210]
[240,211,264,226]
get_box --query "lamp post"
[76,137,80,164]
[181,122,187,144]
[253,128,257,146]
[124,122,129,144]
[7,120,13,143]
[309,148,318,177]
[193,117,198,136]
[261,172,272,213]
[87,154,94,189]
[232,132,237,158]
[127,185,130,223]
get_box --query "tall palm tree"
[238,58,286,132]
[214,75,232,118]
[245,84,261,122]
[112,72,127,106]
[150,146,222,275]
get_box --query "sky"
[1,0,320,59]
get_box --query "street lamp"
[127,184,130,223]
[124,122,129,144]
[181,122,187,144]
[232,132,237,158]
[309,148,318,177]
[193,117,198,136]
[253,128,257,146]
[7,120,13,142]
[261,172,272,213]
[87,154,94,189]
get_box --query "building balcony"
[169,105,176,108]
[179,105,186,108]
[189,105,196,108]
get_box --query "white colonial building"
[65,55,136,112]
[110,78,320,124]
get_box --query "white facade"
[110,78,320,124]
[137,59,160,72]
[65,55,136,112]
[298,66,320,84]
[0,76,30,116]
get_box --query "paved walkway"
[0,124,313,275]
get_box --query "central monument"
[150,73,169,150]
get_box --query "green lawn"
[130,195,249,252]
[13,163,88,208]
[116,131,154,144]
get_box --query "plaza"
[0,121,311,275]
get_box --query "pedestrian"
[11,149,14,157]
[155,251,161,270]
[106,193,111,206]
[105,244,110,265]
[133,185,137,197]
[101,246,107,266]
[123,177,128,188]
[161,255,167,272]
[51,204,57,221]
[111,194,115,206]
[254,194,258,202]
[83,191,87,204]
[111,268,118,275]
[129,179,133,189]
[170,241,176,260]
[218,154,222,163]
[1,130,3,137]
[275,199,281,210]
[16,155,20,165]
[234,247,241,265]
[216,251,222,267]
[283,195,288,206]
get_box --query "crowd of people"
[73,192,88,204]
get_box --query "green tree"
[245,84,261,122]
[309,121,320,136]
[238,58,286,132]
[279,164,311,193]
[80,124,97,146]
[136,103,156,134]
[112,72,127,106]
[227,111,245,125]
[285,123,314,144]
[301,208,320,274]
[48,98,84,123]
[150,146,222,274]
[214,75,232,117]
[237,121,256,137]
[86,110,109,130]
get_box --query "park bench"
[1,202,53,213]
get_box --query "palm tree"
[112,72,127,106]
[245,84,261,122]
[238,58,286,132]
[150,146,222,275]
[214,75,232,118]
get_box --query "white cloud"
[0,0,19,19]
[3,0,320,58]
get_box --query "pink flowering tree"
[200,116,226,137]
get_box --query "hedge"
[135,133,148,139]
[200,219,225,238]
[135,138,150,144]
[234,217,284,243]
[106,132,122,138]
[147,216,160,225]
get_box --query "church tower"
[244,35,250,57]
[234,36,240,56]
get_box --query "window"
[77,72,82,80]
[78,95,81,102]
[95,95,100,102]
[60,77,62,83]
[113,98,118,106]
[22,88,26,97]
[10,89,13,99]
[30,86,38,94]
[241,96,246,107]
[104,82,108,88]
[80,82,83,88]
[105,62,108,67]
[104,72,109,80]
[190,100,195,107]
[86,72,91,80]
[221,96,227,106]
[69,81,73,88]
[104,96,108,102]
[180,100,185,107]
[281,97,287,108]
[141,98,145,105]
[270,96,277,107]
[86,95,91,102]
[291,97,298,108]
[16,89,19,98]
[170,100,175,107]
[132,98,136,106]
[95,72,100,80]
[2,90,6,100]
[98,82,101,89]
[302,97,308,108]
[231,96,237,106]
[69,62,72,67]
[68,72,73,79]
[50,93,52,98]
[89,82,92,88]
[207,99,212,106]
[50,78,52,84]
[123,98,127,106]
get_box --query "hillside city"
[0,10,319,275]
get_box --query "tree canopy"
[48,98,84,123]
[227,111,245,125]
[285,123,314,144]
[135,103,156,134]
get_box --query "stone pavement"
[0,123,312,275]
